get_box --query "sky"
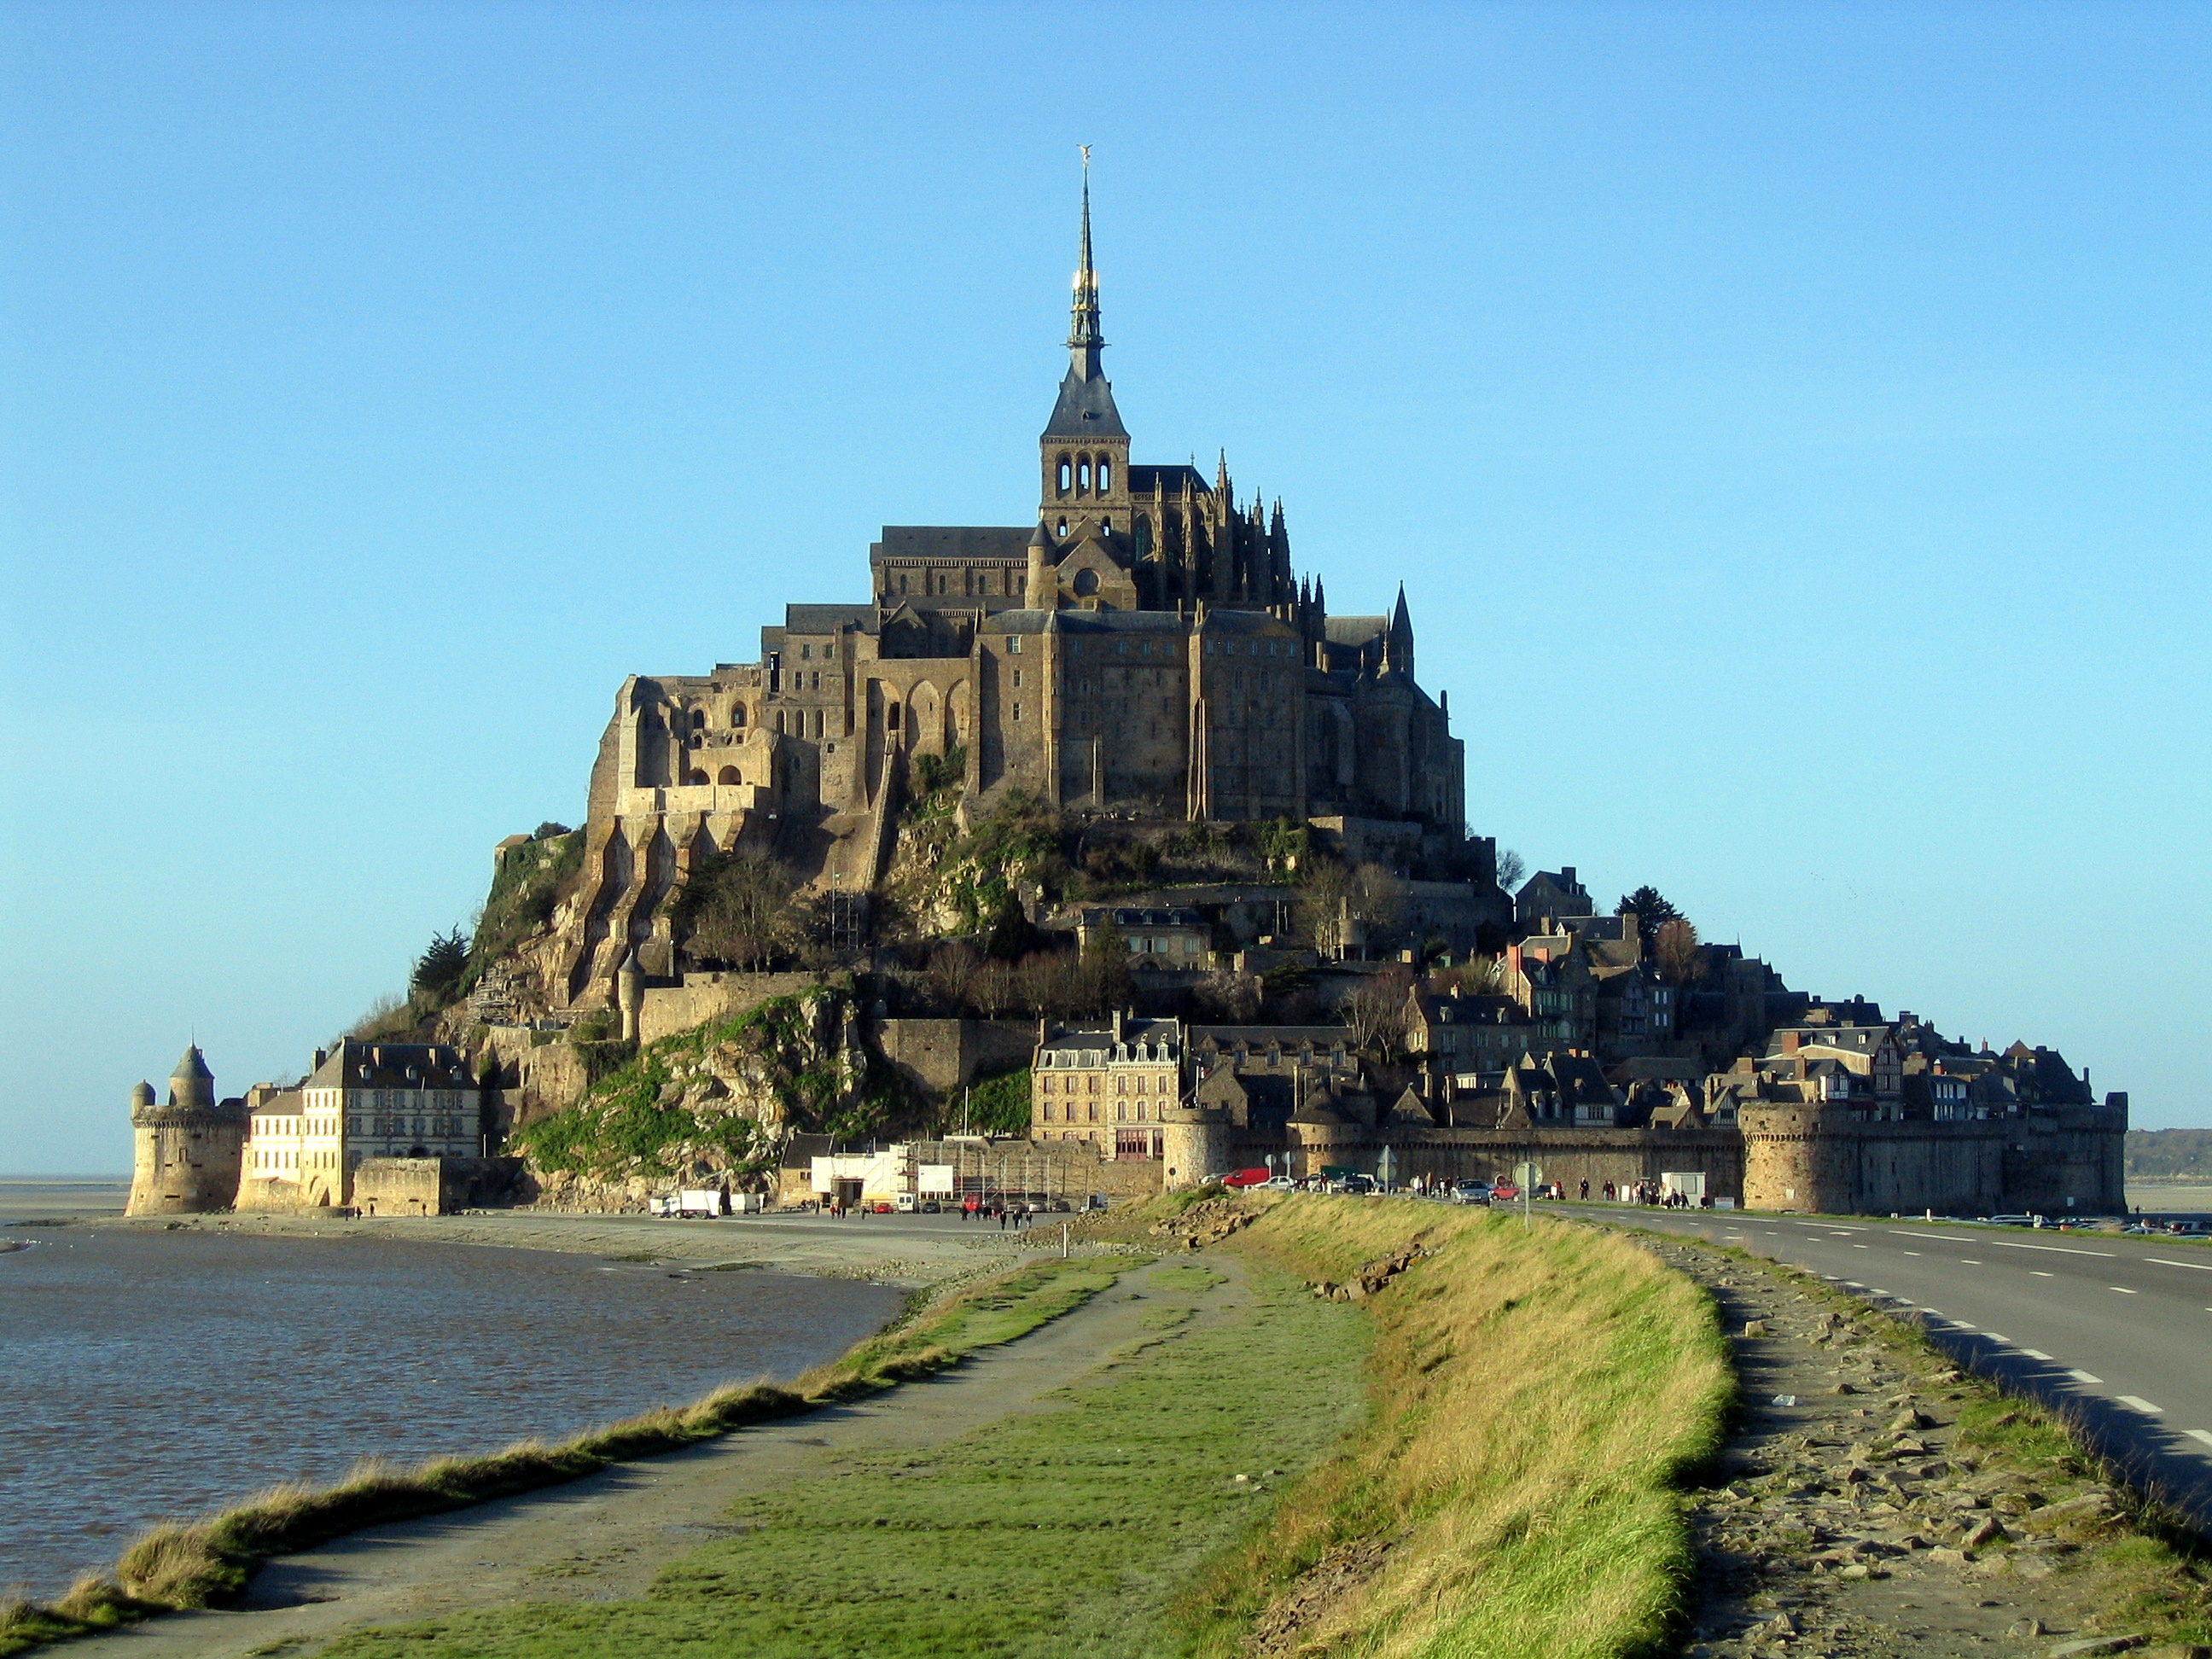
[3,2,2207,1172]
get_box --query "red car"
[1221,1168,1273,1189]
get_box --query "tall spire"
[1067,144,1104,381]
[1041,146,1125,443]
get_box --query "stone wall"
[1739,1105,2128,1217]
[639,970,824,1046]
[869,1017,1036,1100]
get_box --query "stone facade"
[550,188,1466,1012]
[237,1040,480,1212]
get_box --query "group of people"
[1594,1179,1708,1208]
[957,1196,1037,1230]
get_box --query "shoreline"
[46,1207,1043,1288]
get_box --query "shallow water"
[0,1225,901,1598]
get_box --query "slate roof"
[1042,370,1127,439]
[870,527,1034,565]
[306,1041,473,1091]
[783,604,876,635]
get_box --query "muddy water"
[0,1225,900,1598]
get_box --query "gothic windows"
[1097,457,1111,492]
[1133,515,1152,559]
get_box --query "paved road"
[1558,1202,2212,1528]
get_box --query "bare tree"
[1493,847,1528,895]
[1347,965,1415,1059]
[684,854,797,971]
[1295,857,1353,958]
[1349,863,1407,934]
[1656,917,1705,986]
[1193,970,1262,1024]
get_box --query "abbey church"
[566,182,1464,1009]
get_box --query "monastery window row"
[1035,1071,1172,1095]
[889,568,1020,598]
[1053,453,1114,497]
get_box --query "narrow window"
[887,702,901,732]
[1078,458,1091,492]
[1057,457,1071,493]
[800,644,812,660]
[1009,636,1022,654]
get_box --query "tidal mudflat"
[0,1225,900,1598]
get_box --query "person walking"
[1579,1178,1589,1202]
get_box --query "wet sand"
[111,1204,1045,1287]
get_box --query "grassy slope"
[1183,1197,1736,1659]
[318,1256,1371,1659]
[0,1255,1133,1659]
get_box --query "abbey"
[565,184,1462,1009]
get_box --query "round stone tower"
[1738,1103,1855,1214]
[125,1045,247,1216]
[1158,1096,1232,1191]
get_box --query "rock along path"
[1619,1229,2192,1659]
[68,1254,1244,1659]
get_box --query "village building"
[1029,1013,1182,1159]
[237,1040,484,1214]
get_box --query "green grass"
[318,1260,1369,1659]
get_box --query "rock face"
[514,987,875,1210]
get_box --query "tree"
[680,852,797,971]
[1493,847,1528,895]
[1655,917,1705,986]
[1295,857,1353,958]
[1193,970,1262,1024]
[1346,964,1414,1059]
[410,928,469,1003]
[1615,886,1682,949]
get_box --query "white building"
[240,1040,478,1209]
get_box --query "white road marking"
[1983,1332,2010,1342]
[2148,1257,2212,1272]
[2031,1271,2054,1278]
[1959,1259,1982,1264]
[2067,1370,2104,1385]
[1854,1243,1870,1249]
[1949,1320,1976,1330]
[1893,1231,2116,1258]
[1801,1224,1866,1232]
[1902,1250,1922,1255]
[2117,1395,2163,1414]
[2110,1287,2139,1295]
[2021,1348,2052,1359]
[2189,1430,2212,1448]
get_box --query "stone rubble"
[1621,1231,2192,1659]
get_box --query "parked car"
[1262,1176,1297,1191]
[1222,1167,1273,1189]
[1449,1180,1491,1206]
[1982,1214,2038,1227]
[1489,1183,1521,1203]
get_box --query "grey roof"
[1042,370,1127,439]
[1083,906,1206,928]
[1325,616,1387,646]
[1127,463,1208,496]
[783,604,875,634]
[870,527,1033,565]
[308,1040,473,1091]
[248,1088,306,1119]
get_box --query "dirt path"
[68,1254,1245,1659]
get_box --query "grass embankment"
[1180,1196,1736,1659]
[0,1255,1132,1659]
[311,1197,1732,1659]
[320,1253,1371,1659]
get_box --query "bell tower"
[1039,149,1130,544]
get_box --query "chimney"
[1560,865,1575,887]
[312,1047,327,1071]
[1782,1031,1801,1056]
[1112,1008,1125,1042]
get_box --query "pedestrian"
[998,1205,1008,1231]
[1579,1178,1589,1202]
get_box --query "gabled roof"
[784,603,876,635]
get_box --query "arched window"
[1077,457,1091,492]
[688,770,708,786]
[690,710,706,731]
[731,704,746,727]
[1097,457,1111,492]
[899,573,910,594]
[1057,457,1071,494]
[718,766,740,785]
[1133,515,1152,558]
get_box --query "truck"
[649,1190,730,1219]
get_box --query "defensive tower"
[125,1044,247,1215]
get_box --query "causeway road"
[1562,1202,2212,1528]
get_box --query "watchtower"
[125,1044,247,1216]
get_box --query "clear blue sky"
[3,3,2206,1172]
